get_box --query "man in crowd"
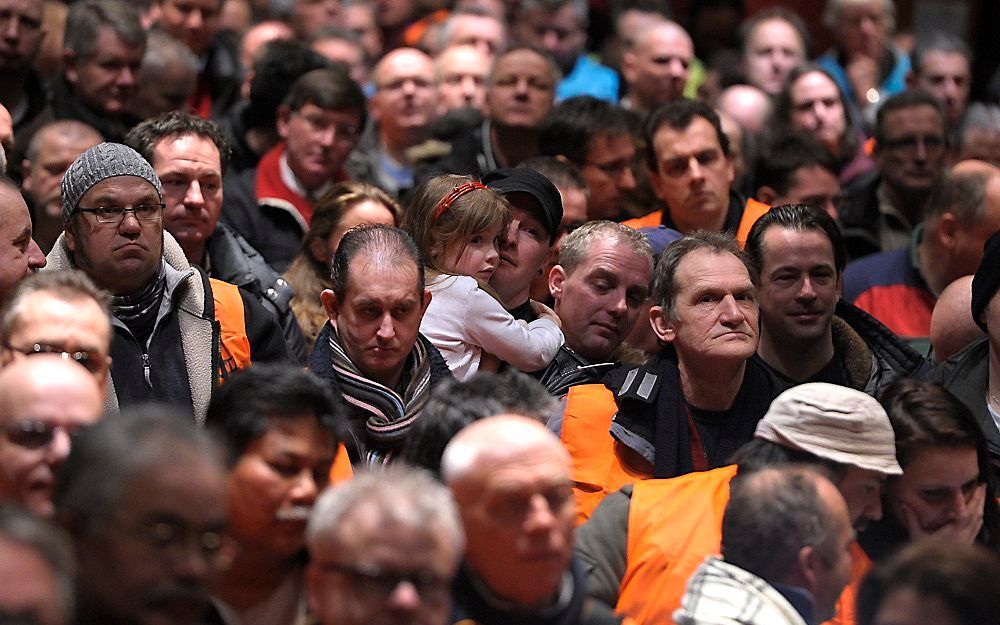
[289,0,341,42]
[222,67,366,270]
[839,90,949,260]
[56,410,229,625]
[844,161,1000,341]
[620,21,693,114]
[126,111,307,361]
[434,9,505,60]
[0,356,104,518]
[419,46,558,178]
[153,0,240,117]
[0,504,75,625]
[559,231,784,522]
[754,134,842,220]
[348,48,435,198]
[309,225,452,466]
[514,0,617,102]
[129,31,198,122]
[535,221,653,395]
[624,100,769,241]
[0,176,46,302]
[538,97,638,221]
[747,204,924,392]
[0,270,111,390]
[307,465,464,625]
[675,467,855,625]
[443,414,623,624]
[907,33,972,135]
[47,142,288,423]
[739,8,809,96]
[0,0,47,135]
[21,121,103,253]
[578,382,901,625]
[433,44,489,116]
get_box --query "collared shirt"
[278,152,331,203]
[875,182,916,252]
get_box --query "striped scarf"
[328,327,432,467]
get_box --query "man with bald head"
[0,356,103,518]
[434,45,489,116]
[739,8,809,96]
[621,21,693,114]
[844,160,1000,342]
[716,85,772,138]
[348,47,435,197]
[0,177,46,303]
[930,275,983,361]
[442,414,623,624]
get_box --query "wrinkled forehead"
[78,175,162,206]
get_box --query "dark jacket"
[199,30,242,116]
[838,169,883,261]
[930,337,1000,466]
[835,299,929,393]
[415,118,500,182]
[532,346,615,397]
[205,223,307,363]
[450,557,622,625]
[307,322,454,462]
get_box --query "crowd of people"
[1,0,999,625]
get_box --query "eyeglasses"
[3,420,87,450]
[316,561,451,603]
[2,341,104,375]
[77,203,165,224]
[125,519,231,567]
[880,135,947,155]
[294,112,361,144]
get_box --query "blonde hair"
[402,174,511,276]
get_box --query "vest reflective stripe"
[561,384,650,525]
[210,279,251,385]
[617,466,736,624]
[736,198,771,249]
[617,465,866,625]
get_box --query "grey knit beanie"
[61,142,163,223]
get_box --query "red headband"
[433,181,487,221]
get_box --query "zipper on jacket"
[142,352,152,388]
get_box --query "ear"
[64,218,78,253]
[798,545,822,592]
[276,105,292,140]
[420,289,432,316]
[63,49,79,86]
[905,70,916,89]
[755,185,777,205]
[621,50,637,85]
[725,153,735,186]
[649,304,675,343]
[549,264,567,303]
[648,168,668,204]
[936,212,960,250]
[320,289,339,322]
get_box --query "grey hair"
[0,270,111,341]
[925,168,995,226]
[64,0,146,60]
[0,505,76,625]
[306,464,464,555]
[436,8,506,52]
[25,120,103,163]
[558,220,653,276]
[959,102,1000,136]
[140,30,199,81]
[722,467,840,583]
[822,0,895,35]
[488,45,563,87]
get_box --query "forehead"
[13,291,109,337]
[881,104,944,134]
[37,131,101,159]
[791,72,839,101]
[653,116,722,157]
[452,14,501,36]
[919,50,970,74]
[474,444,571,492]
[78,175,160,205]
[760,226,836,265]
[297,102,362,123]
[749,18,804,49]
[377,50,433,80]
[166,0,222,9]
[642,27,693,55]
[152,134,222,169]
[0,185,30,225]
[344,254,421,297]
[0,0,43,18]
[572,238,650,277]
[589,131,633,157]
[493,50,549,79]
[119,457,226,519]
[676,248,750,288]
[438,47,489,73]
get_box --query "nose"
[118,65,136,87]
[3,17,18,39]
[717,294,744,325]
[461,75,477,100]
[289,468,319,503]
[797,276,817,300]
[43,428,72,467]
[502,220,518,248]
[172,540,214,584]
[185,180,205,208]
[618,164,637,190]
[914,138,928,161]
[186,9,203,28]
[865,490,883,522]
[118,209,142,234]
[524,493,557,534]
[26,238,46,271]
[485,241,500,267]
[688,156,705,183]
[386,580,422,614]
[943,489,969,523]
[542,30,560,53]
[609,289,628,319]
[376,313,396,341]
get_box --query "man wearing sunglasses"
[0,355,103,518]
[45,142,289,424]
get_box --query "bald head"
[441,414,570,487]
[0,356,103,518]
[716,84,773,136]
[623,21,694,110]
[931,275,984,361]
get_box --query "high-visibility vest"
[622,198,771,250]
[210,279,252,385]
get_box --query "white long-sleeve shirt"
[420,274,564,381]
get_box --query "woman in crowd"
[283,182,400,350]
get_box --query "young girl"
[403,174,563,380]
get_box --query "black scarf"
[111,261,167,344]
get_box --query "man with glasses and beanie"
[0,355,103,519]
[46,142,289,424]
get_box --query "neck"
[381,130,426,165]
[678,355,746,410]
[495,283,528,310]
[216,548,298,609]
[181,240,207,267]
[490,123,539,168]
[671,202,727,234]
[757,326,834,382]
[915,236,951,296]
[883,182,928,226]
[246,127,278,156]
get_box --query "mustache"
[275,506,312,521]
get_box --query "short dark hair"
[125,111,232,174]
[281,67,368,130]
[651,231,755,318]
[64,0,145,60]
[645,99,729,171]
[722,467,839,582]
[538,96,632,164]
[244,40,331,131]
[398,370,560,477]
[329,224,425,300]
[730,438,846,482]
[874,89,947,147]
[755,133,838,196]
[911,32,972,75]
[205,364,343,466]
[745,203,847,275]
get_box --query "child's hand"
[530,300,562,328]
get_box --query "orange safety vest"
[329,443,355,484]
[210,279,252,385]
[561,384,652,525]
[616,465,866,625]
[621,199,771,250]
